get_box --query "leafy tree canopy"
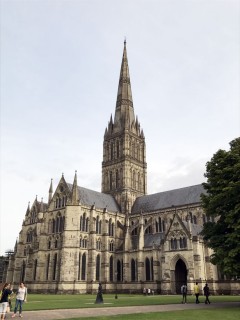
[201,137,240,276]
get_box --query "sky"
[0,0,239,255]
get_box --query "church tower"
[102,41,147,214]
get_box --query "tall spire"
[102,42,147,213]
[71,170,79,205]
[48,179,53,204]
[114,40,135,130]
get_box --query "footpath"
[7,301,240,320]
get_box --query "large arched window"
[151,257,154,281]
[131,259,136,282]
[132,227,138,236]
[80,213,88,232]
[116,140,120,158]
[96,254,100,281]
[108,219,114,236]
[145,257,151,281]
[145,225,152,234]
[81,253,86,280]
[116,170,119,189]
[117,259,122,282]
[21,260,26,283]
[111,142,114,160]
[96,216,102,234]
[78,253,81,280]
[109,256,113,282]
[110,172,113,190]
[26,229,33,243]
[52,253,57,281]
[46,254,50,280]
[109,241,114,252]
[52,219,56,233]
[133,170,136,188]
[33,259,37,280]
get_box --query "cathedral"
[6,42,238,295]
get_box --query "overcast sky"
[0,0,239,255]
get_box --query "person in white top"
[11,283,27,318]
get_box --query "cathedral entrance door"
[175,259,187,294]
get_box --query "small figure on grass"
[203,283,211,304]
[95,283,103,304]
[181,283,187,304]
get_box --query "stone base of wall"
[22,280,240,295]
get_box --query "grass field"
[58,308,240,320]
[14,293,239,311]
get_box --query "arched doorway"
[175,259,187,293]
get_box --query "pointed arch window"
[109,241,114,252]
[21,260,26,283]
[52,253,58,281]
[131,259,136,282]
[86,218,89,232]
[162,220,166,232]
[96,216,102,234]
[117,259,122,281]
[116,170,119,189]
[151,257,154,281]
[110,172,113,190]
[109,256,113,282]
[52,219,56,233]
[183,237,187,248]
[132,227,138,236]
[78,252,81,280]
[26,229,33,243]
[145,257,151,281]
[132,142,135,158]
[145,225,152,234]
[46,254,50,280]
[116,140,120,158]
[133,171,136,188]
[96,254,101,281]
[111,143,114,160]
[108,219,114,237]
[170,238,178,250]
[33,259,37,280]
[81,253,86,280]
[80,213,87,232]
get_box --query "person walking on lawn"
[12,283,27,318]
[194,282,200,304]
[181,283,187,304]
[0,283,13,320]
[203,283,211,304]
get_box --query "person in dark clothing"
[95,283,103,304]
[181,283,187,304]
[203,283,211,304]
[0,283,13,319]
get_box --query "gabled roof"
[67,183,120,212]
[131,184,205,214]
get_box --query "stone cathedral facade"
[6,42,238,294]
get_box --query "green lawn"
[14,294,239,311]
[56,308,240,320]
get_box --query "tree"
[201,137,240,276]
